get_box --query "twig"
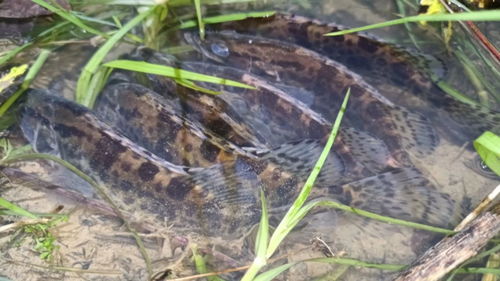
[0,218,50,233]
[392,201,500,281]
[455,184,500,231]
[0,257,121,275]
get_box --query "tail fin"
[324,167,458,227]
[387,106,440,158]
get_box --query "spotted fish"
[124,51,401,175]
[208,13,500,140]
[21,90,347,237]
[20,81,458,240]
[16,13,466,255]
[184,31,440,164]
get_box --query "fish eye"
[479,160,490,171]
[210,42,229,57]
[470,155,499,180]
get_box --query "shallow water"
[1,1,499,281]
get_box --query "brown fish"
[184,31,439,164]
[209,13,500,140]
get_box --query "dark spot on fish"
[329,185,343,194]
[200,140,220,162]
[207,118,232,140]
[357,37,378,53]
[341,191,352,205]
[365,103,385,119]
[154,183,163,193]
[137,162,159,181]
[275,177,298,203]
[121,162,131,172]
[54,123,86,138]
[166,177,194,200]
[351,184,361,192]
[92,136,127,168]
[184,144,193,152]
[272,168,282,181]
[138,189,154,199]
[120,180,135,192]
[246,159,267,174]
[390,62,410,80]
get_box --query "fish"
[184,31,440,164]
[208,13,500,140]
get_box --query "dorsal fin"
[324,167,459,227]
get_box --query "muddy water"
[1,1,499,281]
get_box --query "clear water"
[1,1,499,281]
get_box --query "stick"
[392,204,500,281]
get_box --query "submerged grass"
[0,50,51,117]
[325,10,500,36]
[104,60,256,91]
[241,89,351,281]
[76,6,155,107]
[29,0,105,37]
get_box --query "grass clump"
[18,216,67,261]
[240,88,351,281]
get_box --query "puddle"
[1,1,499,281]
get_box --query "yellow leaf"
[0,64,28,94]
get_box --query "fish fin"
[188,161,261,207]
[388,106,439,158]
[327,167,457,227]
[340,127,396,173]
[20,90,63,156]
[447,102,500,137]
[246,138,345,183]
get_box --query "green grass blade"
[325,10,500,36]
[30,0,105,37]
[266,89,350,258]
[177,11,276,29]
[0,43,34,66]
[85,66,114,108]
[308,257,406,271]
[104,60,256,89]
[253,262,297,281]
[0,50,51,116]
[193,0,205,40]
[241,190,270,281]
[0,197,38,219]
[435,80,479,106]
[175,79,221,95]
[192,246,226,281]
[76,7,155,106]
[305,199,455,235]
[169,0,253,7]
[254,190,269,257]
